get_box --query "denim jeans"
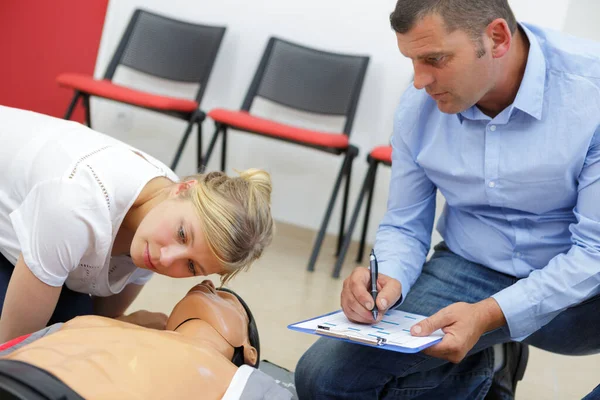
[0,252,94,325]
[295,242,600,399]
[584,385,600,400]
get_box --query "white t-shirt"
[0,106,179,296]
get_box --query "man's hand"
[411,298,507,363]
[341,267,402,324]
[116,310,168,330]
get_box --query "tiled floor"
[129,221,600,399]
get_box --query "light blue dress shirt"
[375,23,600,340]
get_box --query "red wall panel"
[0,1,109,121]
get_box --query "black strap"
[0,359,84,400]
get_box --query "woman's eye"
[178,226,186,242]
[188,260,196,276]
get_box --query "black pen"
[369,249,379,321]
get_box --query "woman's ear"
[172,179,198,197]
[243,345,258,367]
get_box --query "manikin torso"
[4,315,237,399]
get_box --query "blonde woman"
[0,105,274,343]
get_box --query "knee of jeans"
[295,345,326,397]
[295,342,355,398]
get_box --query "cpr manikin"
[0,281,291,400]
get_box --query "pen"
[369,249,379,321]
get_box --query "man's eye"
[188,260,196,276]
[178,226,186,242]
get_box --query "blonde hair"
[182,168,274,284]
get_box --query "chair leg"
[197,120,203,171]
[357,161,379,264]
[307,146,358,272]
[64,92,82,120]
[204,123,222,165]
[82,95,92,127]
[332,157,377,278]
[170,116,197,171]
[336,149,355,257]
[221,127,228,172]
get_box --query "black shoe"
[484,342,529,400]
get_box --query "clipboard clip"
[316,325,387,346]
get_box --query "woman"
[0,105,274,343]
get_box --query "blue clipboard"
[288,309,443,354]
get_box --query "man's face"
[396,14,495,114]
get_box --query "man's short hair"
[390,0,517,40]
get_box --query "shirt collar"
[458,22,546,123]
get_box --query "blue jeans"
[584,385,600,400]
[0,252,93,325]
[295,242,600,399]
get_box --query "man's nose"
[413,64,435,90]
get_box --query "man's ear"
[243,345,258,367]
[172,179,198,197]
[486,18,512,59]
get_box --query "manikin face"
[166,280,258,366]
[396,13,496,114]
[130,182,224,279]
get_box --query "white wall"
[562,0,600,42]
[91,0,573,246]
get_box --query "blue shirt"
[375,23,600,340]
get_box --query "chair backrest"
[103,9,226,103]
[241,37,370,136]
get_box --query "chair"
[203,37,370,272]
[57,9,226,171]
[332,145,391,278]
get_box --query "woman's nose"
[160,245,186,268]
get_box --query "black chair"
[57,9,226,171]
[203,36,370,272]
[332,145,391,278]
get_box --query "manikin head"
[166,280,260,368]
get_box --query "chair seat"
[208,108,350,149]
[56,73,199,113]
[370,145,392,164]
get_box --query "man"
[0,281,292,399]
[296,0,600,398]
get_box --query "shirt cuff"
[492,282,538,341]
[379,260,411,309]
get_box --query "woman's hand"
[116,310,168,330]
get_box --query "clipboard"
[288,309,443,353]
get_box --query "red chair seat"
[56,73,199,113]
[370,145,392,164]
[208,108,350,149]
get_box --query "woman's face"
[130,196,224,278]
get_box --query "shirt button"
[516,252,522,258]
[488,181,496,188]
[489,125,497,131]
